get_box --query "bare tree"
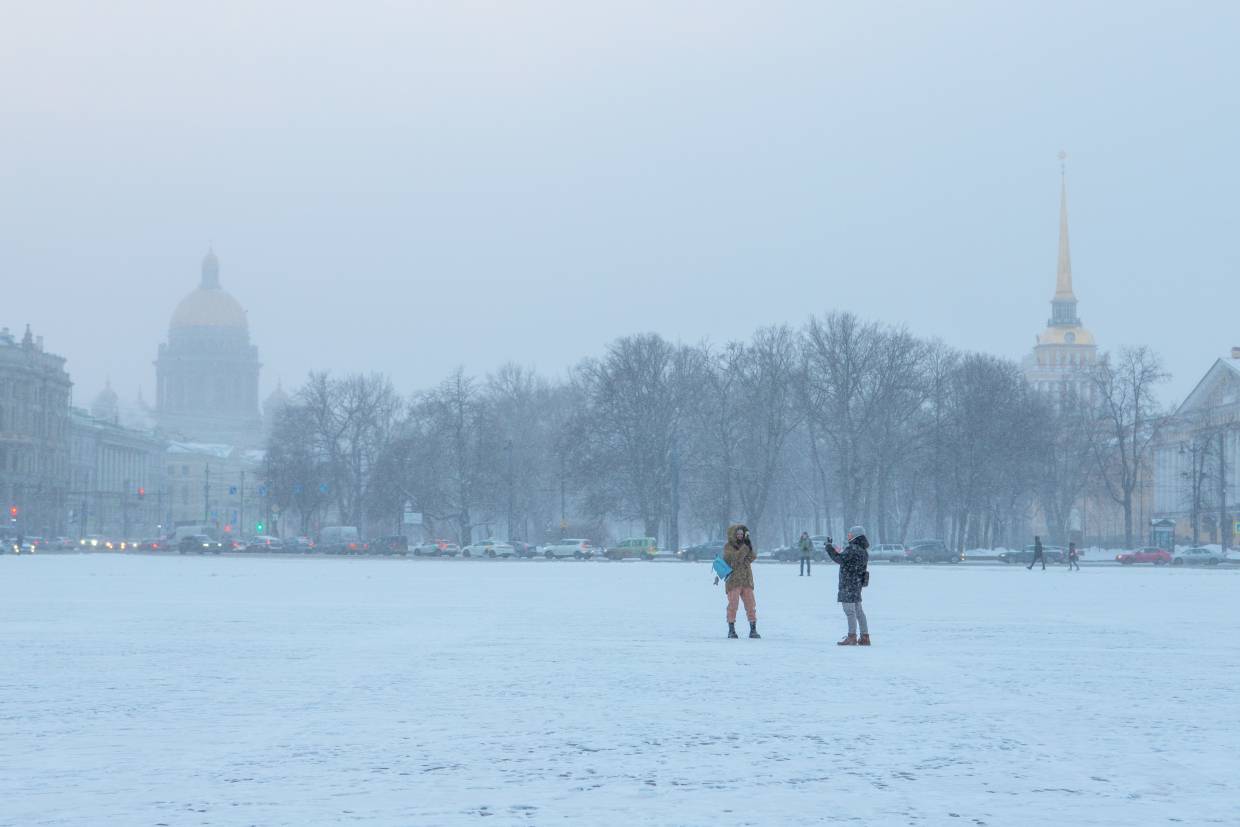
[731,326,804,532]
[569,334,697,542]
[1036,390,1093,544]
[1089,346,1169,547]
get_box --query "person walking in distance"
[826,526,871,646]
[721,524,760,639]
[1067,541,1081,571]
[798,531,813,576]
[1027,535,1046,570]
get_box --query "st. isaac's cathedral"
[154,249,268,448]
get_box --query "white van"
[319,526,365,555]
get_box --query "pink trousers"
[726,587,757,623]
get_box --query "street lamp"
[1180,441,1207,546]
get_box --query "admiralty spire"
[1023,152,1097,403]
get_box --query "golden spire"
[1054,151,1075,301]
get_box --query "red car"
[1116,547,1171,565]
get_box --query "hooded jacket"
[799,535,813,557]
[827,535,869,603]
[722,524,756,592]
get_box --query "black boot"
[727,623,738,639]
[749,622,761,639]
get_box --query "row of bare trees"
[264,313,1168,549]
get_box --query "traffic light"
[137,487,146,499]
[255,521,265,533]
[8,506,16,519]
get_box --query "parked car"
[605,537,657,561]
[1116,547,1171,565]
[370,535,409,556]
[1172,546,1224,566]
[319,526,367,555]
[542,539,595,560]
[136,538,166,552]
[997,545,1066,565]
[179,534,223,554]
[904,539,961,563]
[508,540,537,559]
[678,541,724,562]
[247,535,286,552]
[412,539,460,557]
[287,536,316,553]
[770,544,799,562]
[869,543,907,562]
[79,534,108,550]
[461,538,514,558]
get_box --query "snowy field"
[2,555,1238,826]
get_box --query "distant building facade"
[1151,353,1240,549]
[164,441,265,536]
[68,404,166,539]
[1023,160,1098,403]
[0,325,72,537]
[155,249,264,448]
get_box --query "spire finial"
[1054,152,1074,301]
[201,246,220,289]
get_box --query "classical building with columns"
[1023,160,1098,403]
[0,325,71,537]
[155,249,264,448]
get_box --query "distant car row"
[9,533,1230,568]
[760,538,962,564]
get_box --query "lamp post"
[1180,441,1207,546]
[505,440,515,540]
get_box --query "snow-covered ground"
[2,555,1238,826]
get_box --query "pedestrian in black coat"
[1027,535,1046,571]
[826,526,871,646]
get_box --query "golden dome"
[1037,325,1095,347]
[170,247,248,329]
[170,287,248,329]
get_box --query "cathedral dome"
[91,380,119,422]
[263,381,291,422]
[170,248,248,330]
[171,288,248,329]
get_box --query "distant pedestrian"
[798,531,813,576]
[826,526,871,646]
[1067,541,1080,571]
[720,524,760,639]
[1027,535,1046,570]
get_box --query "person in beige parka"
[721,524,760,639]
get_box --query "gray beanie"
[847,525,867,540]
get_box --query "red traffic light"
[8,506,16,518]
[137,487,146,498]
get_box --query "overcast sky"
[3,1,1237,409]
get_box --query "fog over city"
[6,5,1240,826]
[4,1,1237,405]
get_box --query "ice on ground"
[2,555,1238,826]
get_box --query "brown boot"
[858,634,871,646]
[837,634,858,646]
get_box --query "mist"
[3,1,1237,407]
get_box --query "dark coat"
[827,536,869,603]
[1033,539,1044,558]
